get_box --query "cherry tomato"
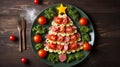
[62,17,68,24]
[38,49,47,58]
[21,57,27,64]
[48,44,56,50]
[70,41,76,44]
[66,26,73,33]
[57,44,64,50]
[34,0,40,4]
[60,26,65,33]
[33,34,42,43]
[83,42,91,51]
[48,34,57,41]
[79,18,88,26]
[69,43,78,50]
[57,36,64,42]
[9,35,15,41]
[38,16,46,25]
[54,16,63,24]
[70,35,76,41]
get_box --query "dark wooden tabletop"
[0,0,120,67]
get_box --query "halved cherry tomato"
[54,16,63,24]
[47,34,57,41]
[66,26,73,33]
[9,35,15,41]
[57,36,64,42]
[57,44,64,50]
[60,26,65,33]
[79,18,88,26]
[83,42,91,51]
[21,57,27,64]
[62,17,68,24]
[70,41,76,44]
[33,34,42,43]
[34,0,40,4]
[69,43,78,50]
[38,49,47,58]
[48,44,56,50]
[70,35,77,41]
[38,16,46,25]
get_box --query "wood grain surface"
[0,0,120,67]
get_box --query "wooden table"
[0,0,120,67]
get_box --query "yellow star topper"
[57,4,67,15]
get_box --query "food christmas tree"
[32,3,92,64]
[44,4,83,62]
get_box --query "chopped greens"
[47,53,58,63]
[67,55,75,63]
[82,34,90,42]
[80,26,91,35]
[75,52,85,60]
[67,51,85,63]
[32,25,46,34]
[67,5,80,21]
[80,26,91,42]
[44,8,57,20]
[35,43,44,50]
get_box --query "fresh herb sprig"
[67,5,80,21]
[35,43,44,50]
[44,8,57,20]
[75,52,85,60]
[32,25,46,34]
[47,53,58,63]
[80,26,91,42]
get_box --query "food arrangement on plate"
[31,3,95,66]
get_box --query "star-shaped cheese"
[57,4,67,15]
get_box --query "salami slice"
[78,41,83,46]
[64,36,70,42]
[50,26,60,32]
[75,33,81,38]
[63,45,69,51]
[72,26,77,31]
[43,42,48,46]
[59,54,67,62]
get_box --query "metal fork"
[17,18,22,52]
[21,17,26,50]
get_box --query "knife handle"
[19,30,22,52]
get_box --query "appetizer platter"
[31,4,95,67]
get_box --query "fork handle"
[22,29,26,50]
[19,30,22,52]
